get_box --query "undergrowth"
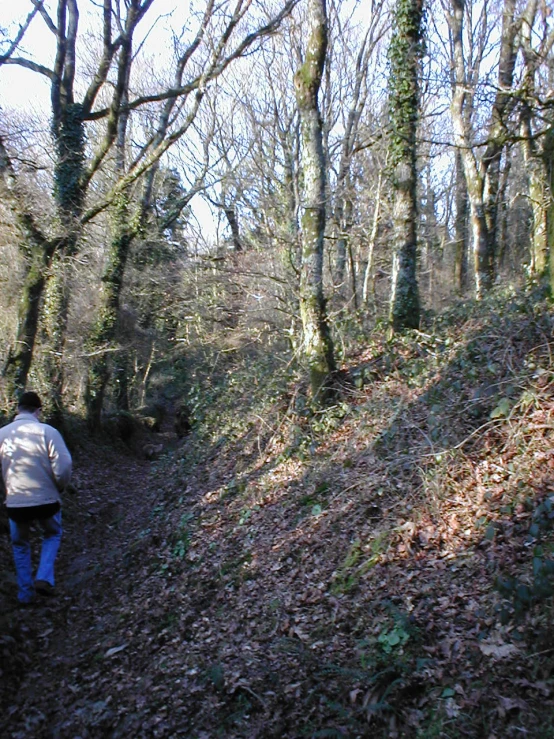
[147,281,554,737]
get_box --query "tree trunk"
[481,0,519,272]
[519,0,551,278]
[388,0,423,332]
[390,180,420,331]
[86,194,132,429]
[544,126,554,294]
[2,251,51,397]
[224,204,243,252]
[449,0,521,297]
[468,191,492,297]
[362,169,383,307]
[453,150,469,293]
[449,0,492,298]
[345,199,358,310]
[113,352,130,412]
[41,259,68,421]
[496,157,511,272]
[86,46,134,430]
[40,102,86,422]
[336,195,355,301]
[0,137,57,396]
[294,0,335,402]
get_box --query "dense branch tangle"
[0,0,299,421]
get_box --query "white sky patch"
[0,1,221,238]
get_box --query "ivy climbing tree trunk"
[85,194,132,429]
[23,3,85,421]
[294,0,335,402]
[519,0,554,279]
[85,19,135,430]
[3,256,48,397]
[387,0,423,332]
[1,0,299,419]
[41,102,87,422]
[0,137,57,398]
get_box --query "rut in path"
[0,444,161,738]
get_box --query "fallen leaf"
[478,641,519,659]
[104,644,128,658]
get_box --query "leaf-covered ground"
[3,286,554,738]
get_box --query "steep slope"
[2,285,554,738]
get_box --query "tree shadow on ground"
[171,286,554,737]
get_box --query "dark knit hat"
[18,391,42,410]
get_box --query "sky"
[0,0,191,110]
[0,0,383,244]
[0,0,222,240]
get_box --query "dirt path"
[0,444,156,739]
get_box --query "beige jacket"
[0,412,72,508]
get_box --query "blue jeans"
[9,511,62,603]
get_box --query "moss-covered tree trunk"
[526,151,549,275]
[520,5,550,279]
[85,39,134,430]
[0,138,57,397]
[294,0,335,402]
[85,193,132,429]
[3,260,46,397]
[40,103,86,422]
[387,0,423,332]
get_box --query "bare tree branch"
[85,0,300,120]
[0,1,44,65]
[1,57,55,78]
[0,135,52,254]
[30,0,58,34]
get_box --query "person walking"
[0,391,72,605]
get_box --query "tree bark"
[85,193,133,429]
[449,0,492,298]
[0,137,57,396]
[545,126,554,294]
[481,0,520,268]
[3,0,299,417]
[518,0,554,278]
[453,150,469,293]
[294,0,335,402]
[3,251,52,397]
[85,18,135,429]
[449,0,523,297]
[362,169,383,307]
[388,0,423,332]
[224,205,243,252]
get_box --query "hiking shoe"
[35,580,55,596]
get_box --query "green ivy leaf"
[490,397,512,419]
